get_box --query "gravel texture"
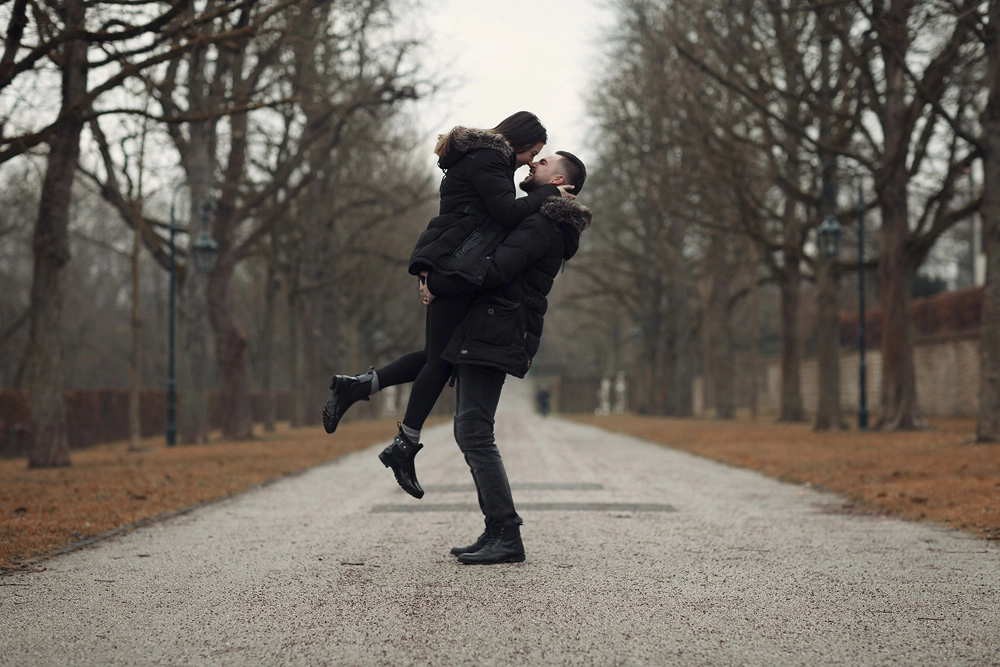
[1,379,998,666]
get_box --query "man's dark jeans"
[453,364,522,528]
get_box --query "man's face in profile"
[520,155,563,193]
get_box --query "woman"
[322,111,574,499]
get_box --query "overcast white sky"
[409,0,614,171]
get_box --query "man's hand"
[557,184,576,199]
[419,272,435,305]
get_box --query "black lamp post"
[167,190,218,446]
[852,173,868,430]
[818,160,868,430]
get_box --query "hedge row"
[839,285,982,347]
[0,389,291,458]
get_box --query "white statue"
[613,370,627,414]
[594,377,612,416]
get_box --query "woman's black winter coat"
[408,127,559,285]
[425,197,592,378]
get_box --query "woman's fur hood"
[437,127,513,168]
[541,196,592,260]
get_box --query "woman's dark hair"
[491,111,547,154]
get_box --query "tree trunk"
[209,263,254,440]
[178,270,212,443]
[979,149,1000,441]
[26,0,87,468]
[875,220,924,430]
[176,188,213,445]
[260,237,279,433]
[715,323,735,420]
[778,250,806,422]
[749,256,761,420]
[703,235,734,419]
[288,291,307,428]
[873,0,926,431]
[813,11,844,432]
[977,3,1000,442]
[128,212,142,451]
[814,255,845,430]
[176,179,214,443]
[302,297,325,427]
[665,282,694,417]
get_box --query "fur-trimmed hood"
[540,196,591,260]
[437,127,514,169]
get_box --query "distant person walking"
[537,385,551,417]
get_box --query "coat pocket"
[453,229,484,257]
[460,295,524,350]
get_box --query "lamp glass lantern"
[191,231,219,273]
[818,215,842,258]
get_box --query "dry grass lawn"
[2,414,997,574]
[571,414,999,541]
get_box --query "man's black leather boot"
[322,367,374,434]
[457,525,524,564]
[450,527,489,557]
[378,426,424,499]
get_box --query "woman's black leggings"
[374,292,474,430]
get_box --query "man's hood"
[438,127,513,169]
[540,196,592,260]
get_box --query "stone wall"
[708,332,980,419]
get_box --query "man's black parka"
[425,196,592,377]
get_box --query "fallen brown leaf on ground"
[571,414,999,541]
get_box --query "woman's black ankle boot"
[322,367,374,434]
[378,425,424,499]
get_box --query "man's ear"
[551,174,567,186]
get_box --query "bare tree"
[3,0,256,465]
[83,0,426,440]
[22,0,88,467]
[851,1,983,430]
[0,162,40,387]
[977,0,1000,442]
[577,0,707,416]
[614,0,984,431]
[669,0,830,423]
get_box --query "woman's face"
[514,142,545,169]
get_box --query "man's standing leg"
[452,364,525,564]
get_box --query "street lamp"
[167,188,219,446]
[852,172,869,430]
[817,215,842,259]
[191,200,219,273]
[818,160,868,430]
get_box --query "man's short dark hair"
[555,151,586,195]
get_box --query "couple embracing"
[323,111,591,565]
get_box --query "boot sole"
[322,380,341,434]
[321,400,339,434]
[457,553,526,565]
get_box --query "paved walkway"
[2,378,998,666]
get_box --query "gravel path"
[2,378,998,666]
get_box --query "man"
[417,151,591,564]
